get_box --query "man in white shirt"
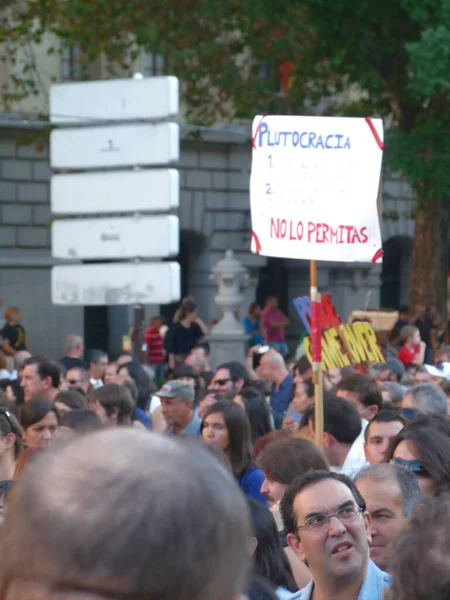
[88,349,108,389]
[308,396,368,478]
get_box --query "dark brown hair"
[257,437,328,485]
[91,384,134,426]
[20,398,60,431]
[201,402,254,478]
[54,390,88,411]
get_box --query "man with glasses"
[281,470,390,600]
[64,367,90,394]
[209,361,248,399]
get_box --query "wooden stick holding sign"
[310,260,324,449]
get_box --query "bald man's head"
[0,430,251,600]
[260,349,287,383]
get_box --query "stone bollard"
[207,250,251,370]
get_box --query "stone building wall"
[0,126,415,356]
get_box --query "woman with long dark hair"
[234,387,272,443]
[385,426,450,495]
[201,402,267,505]
[248,499,298,599]
[165,297,207,370]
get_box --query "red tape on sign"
[252,116,265,149]
[365,117,385,150]
[311,299,322,363]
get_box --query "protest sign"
[294,294,385,371]
[250,115,384,263]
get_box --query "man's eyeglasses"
[0,407,14,433]
[67,379,82,386]
[389,457,430,478]
[297,504,363,532]
[213,378,232,387]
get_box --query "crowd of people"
[0,295,450,599]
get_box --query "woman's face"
[393,439,435,495]
[201,412,229,451]
[292,382,312,414]
[24,411,59,450]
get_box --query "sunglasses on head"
[389,457,431,477]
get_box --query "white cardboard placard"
[250,115,384,263]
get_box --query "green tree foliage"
[1,0,449,314]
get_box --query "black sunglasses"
[213,378,232,386]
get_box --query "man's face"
[65,369,89,393]
[104,364,118,385]
[160,396,191,428]
[287,479,371,584]
[413,371,430,385]
[209,368,235,398]
[21,364,47,402]
[364,420,404,465]
[260,477,287,508]
[356,477,407,572]
[258,355,275,383]
[378,368,390,382]
[91,356,108,380]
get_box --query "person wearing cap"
[156,380,202,436]
[377,358,405,384]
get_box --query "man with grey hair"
[355,463,421,572]
[60,334,85,372]
[401,382,448,417]
[259,349,293,413]
[0,429,252,600]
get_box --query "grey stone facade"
[0,126,415,357]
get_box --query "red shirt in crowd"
[262,308,286,343]
[145,327,164,365]
[398,344,419,366]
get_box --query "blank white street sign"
[50,76,179,123]
[52,215,179,260]
[52,262,181,306]
[51,123,179,170]
[51,169,179,214]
